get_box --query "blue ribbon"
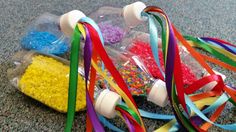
[185,95,236,131]
[98,115,124,132]
[121,102,174,120]
[202,93,229,114]
[138,108,175,120]
[80,17,104,44]
[169,122,180,132]
[141,12,165,78]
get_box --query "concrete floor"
[0,0,235,131]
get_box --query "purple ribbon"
[122,113,135,132]
[84,26,92,83]
[84,26,105,132]
[165,20,176,96]
[86,91,105,131]
[200,37,236,54]
[163,15,189,130]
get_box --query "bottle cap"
[202,70,226,91]
[147,80,168,107]
[122,1,147,28]
[95,89,121,118]
[60,10,86,37]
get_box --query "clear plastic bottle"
[95,47,168,107]
[7,50,122,118]
[113,31,226,90]
[7,50,86,112]
[111,31,198,85]
[179,46,226,91]
[21,10,85,55]
[89,1,147,45]
[132,33,227,90]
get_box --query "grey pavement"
[0,0,235,131]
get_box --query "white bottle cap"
[60,10,86,37]
[202,70,226,91]
[147,80,168,107]
[123,1,147,28]
[95,89,121,118]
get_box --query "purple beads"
[98,22,126,45]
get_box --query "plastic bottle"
[21,10,85,55]
[109,31,197,85]
[179,46,226,91]
[7,50,122,118]
[95,47,168,107]
[115,31,226,91]
[7,50,86,112]
[89,1,147,45]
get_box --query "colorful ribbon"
[65,4,235,132]
[86,23,146,130]
[66,16,146,131]
[143,5,236,131]
[65,25,81,132]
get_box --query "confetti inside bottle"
[113,32,199,86]
[7,50,86,112]
[89,1,147,45]
[125,32,227,91]
[129,40,199,86]
[97,47,168,107]
[21,10,86,55]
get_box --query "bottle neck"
[94,87,103,101]
[147,79,160,95]
[147,79,168,107]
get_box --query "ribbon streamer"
[65,25,81,132]
[143,6,236,131]
[64,4,236,132]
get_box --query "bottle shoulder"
[90,6,123,17]
[32,13,59,25]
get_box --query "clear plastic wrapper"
[7,50,86,112]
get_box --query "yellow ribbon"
[91,60,145,130]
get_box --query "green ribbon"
[229,98,236,106]
[65,25,81,132]
[150,13,196,131]
[184,35,236,67]
[116,104,141,125]
[172,84,197,131]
